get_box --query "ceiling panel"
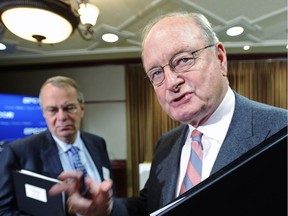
[0,0,287,66]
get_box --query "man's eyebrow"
[45,106,56,109]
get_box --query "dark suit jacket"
[113,92,288,216]
[0,130,112,216]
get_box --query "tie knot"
[191,129,202,141]
[68,146,79,155]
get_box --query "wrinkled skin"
[142,16,229,127]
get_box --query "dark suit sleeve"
[0,131,57,216]
[111,125,187,216]
[111,195,147,216]
[0,144,30,215]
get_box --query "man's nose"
[164,66,183,89]
[56,109,68,119]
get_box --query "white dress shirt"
[53,131,102,183]
[176,87,235,197]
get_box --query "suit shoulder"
[250,99,287,124]
[8,131,48,148]
[236,92,287,114]
[80,131,105,141]
[2,131,51,159]
[235,93,287,132]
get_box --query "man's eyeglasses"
[146,44,215,86]
[44,104,79,117]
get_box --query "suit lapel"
[156,125,188,206]
[211,93,270,174]
[39,131,63,178]
[81,133,104,180]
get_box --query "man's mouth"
[174,94,186,102]
[57,125,72,130]
[171,92,192,105]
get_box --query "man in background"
[49,12,287,216]
[0,76,114,215]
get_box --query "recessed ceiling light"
[243,45,250,50]
[0,43,6,50]
[102,33,119,43]
[226,26,244,36]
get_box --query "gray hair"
[39,76,84,106]
[141,11,219,47]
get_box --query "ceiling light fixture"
[0,42,6,50]
[243,45,250,51]
[76,2,100,40]
[78,3,99,26]
[226,26,244,36]
[102,33,119,43]
[0,0,100,44]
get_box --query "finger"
[57,171,83,181]
[98,180,114,214]
[49,171,83,196]
[49,178,79,196]
[99,179,113,193]
[68,179,114,216]
[49,182,69,196]
[85,178,113,194]
[88,179,113,214]
[87,179,113,199]
[68,192,93,215]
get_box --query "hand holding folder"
[12,169,65,216]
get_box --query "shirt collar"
[52,131,82,153]
[189,87,235,143]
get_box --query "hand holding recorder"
[49,171,113,216]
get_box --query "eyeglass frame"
[146,44,215,86]
[43,103,81,117]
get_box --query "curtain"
[125,59,287,196]
[228,60,287,109]
[125,64,180,196]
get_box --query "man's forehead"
[145,20,202,46]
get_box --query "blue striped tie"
[180,129,203,194]
[67,146,88,177]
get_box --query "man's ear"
[216,43,228,76]
[80,103,85,116]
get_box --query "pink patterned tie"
[180,129,203,194]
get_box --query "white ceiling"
[0,0,287,67]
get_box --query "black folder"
[12,169,65,216]
[155,126,287,216]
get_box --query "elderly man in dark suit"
[49,12,287,216]
[0,76,113,215]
